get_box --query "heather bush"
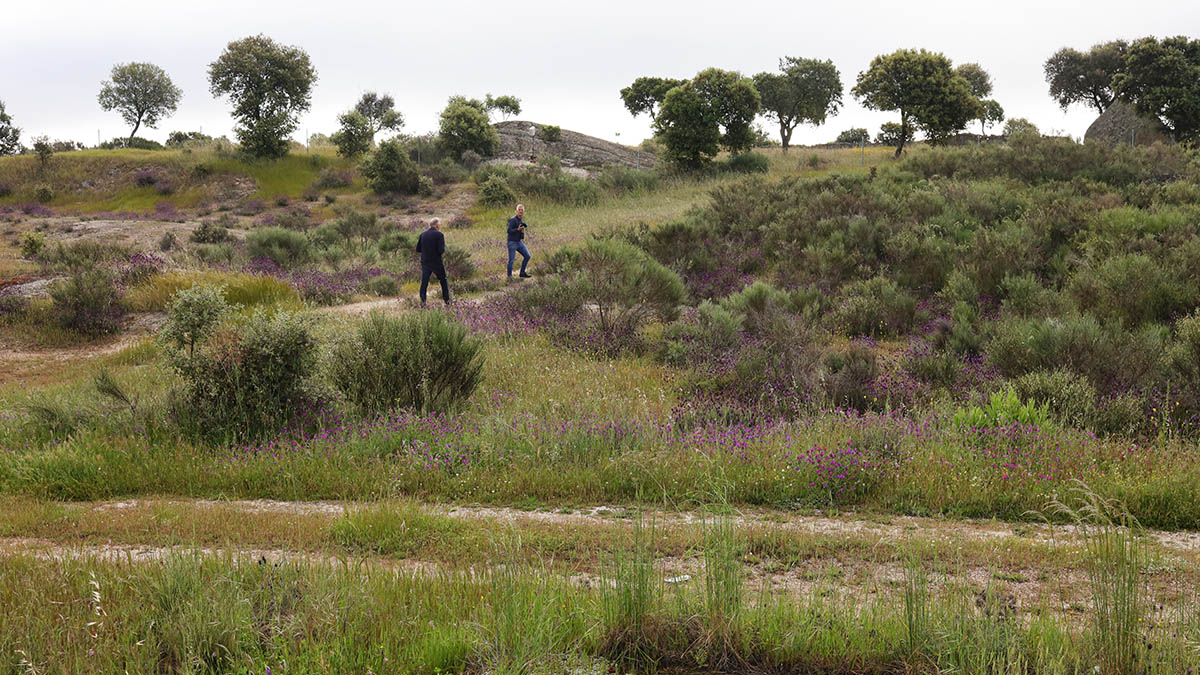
[327,311,484,416]
[0,290,30,324]
[49,268,126,337]
[448,214,473,229]
[167,310,322,441]
[133,169,159,186]
[246,227,311,268]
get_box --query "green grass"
[0,519,1196,674]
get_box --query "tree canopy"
[955,63,993,99]
[1043,40,1127,113]
[619,77,687,118]
[1113,35,1200,142]
[353,92,404,145]
[0,101,19,156]
[653,68,761,168]
[753,57,843,151]
[484,94,522,120]
[97,62,182,142]
[852,49,978,156]
[438,96,499,158]
[208,35,317,158]
[331,110,373,158]
[691,68,761,155]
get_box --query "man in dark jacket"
[415,218,450,306]
[506,203,532,278]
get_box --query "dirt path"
[80,497,1200,555]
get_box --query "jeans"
[420,262,450,305]
[507,240,531,276]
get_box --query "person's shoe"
[420,302,427,308]
[519,272,533,278]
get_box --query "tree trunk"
[895,112,908,158]
[780,121,791,153]
[128,117,142,143]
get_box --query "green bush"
[49,268,126,337]
[537,125,562,142]
[376,230,413,256]
[722,152,769,174]
[327,311,484,416]
[595,166,659,194]
[443,246,477,280]
[573,238,685,335]
[1010,369,1097,430]
[506,166,600,206]
[167,310,321,440]
[479,175,517,207]
[362,139,421,195]
[20,232,45,259]
[246,227,311,268]
[822,342,879,411]
[34,184,54,203]
[366,275,400,296]
[833,277,916,337]
[191,218,234,244]
[158,284,230,359]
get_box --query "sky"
[2,0,1197,148]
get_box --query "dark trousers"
[420,262,449,305]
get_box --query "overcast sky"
[2,0,1196,148]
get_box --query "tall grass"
[1052,483,1149,674]
[2,540,1194,673]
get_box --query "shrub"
[375,229,413,255]
[159,284,230,358]
[272,206,313,231]
[34,185,54,203]
[246,227,311,268]
[315,168,353,189]
[154,181,175,195]
[362,139,421,195]
[573,238,685,335]
[479,175,517,207]
[822,342,879,411]
[723,152,770,174]
[1010,369,1098,430]
[49,268,126,336]
[158,231,178,251]
[833,277,916,337]
[1071,253,1181,327]
[537,125,562,143]
[235,199,267,216]
[0,182,12,198]
[448,214,473,229]
[443,246,477,280]
[167,310,322,440]
[595,166,659,194]
[193,243,235,265]
[20,232,45,259]
[0,290,30,324]
[424,159,470,185]
[36,240,130,272]
[133,169,159,186]
[328,311,484,415]
[190,219,233,244]
[366,275,399,296]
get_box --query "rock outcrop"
[1084,101,1172,148]
[494,121,656,170]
